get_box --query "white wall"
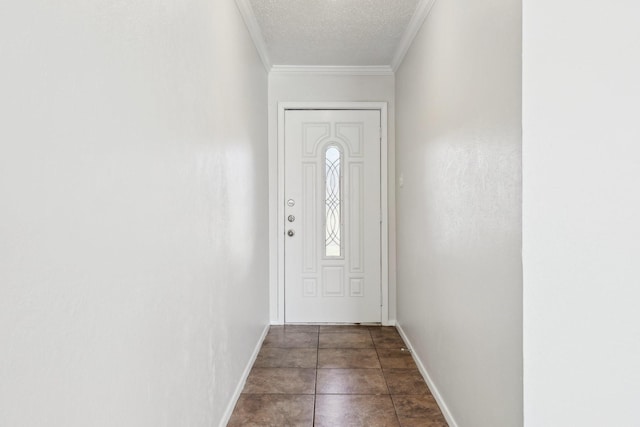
[523,1,640,425]
[268,73,397,323]
[395,0,522,426]
[0,1,269,426]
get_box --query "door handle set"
[287,200,295,236]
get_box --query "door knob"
[288,215,295,222]
[287,229,295,237]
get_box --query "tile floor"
[228,325,448,426]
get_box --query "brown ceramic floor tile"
[373,333,407,349]
[319,331,374,348]
[254,347,317,368]
[315,394,400,427]
[269,325,319,333]
[319,324,373,333]
[398,419,448,427]
[392,395,447,423]
[262,331,318,348]
[317,348,381,369]
[384,369,430,395]
[228,394,314,427]
[377,348,417,369]
[316,368,388,394]
[369,326,402,336]
[243,368,316,394]
[229,325,450,426]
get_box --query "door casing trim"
[274,102,390,325]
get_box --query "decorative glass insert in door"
[325,146,341,257]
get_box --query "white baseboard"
[396,323,459,427]
[218,324,270,427]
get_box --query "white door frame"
[275,102,390,325]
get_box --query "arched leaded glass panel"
[325,145,341,257]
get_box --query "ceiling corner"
[235,0,273,72]
[390,0,438,72]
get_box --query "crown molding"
[390,0,438,71]
[235,0,272,72]
[270,65,394,76]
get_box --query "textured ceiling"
[248,0,421,66]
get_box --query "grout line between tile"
[375,328,404,425]
[313,328,319,427]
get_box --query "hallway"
[2,0,639,426]
[228,325,447,426]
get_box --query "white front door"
[284,109,381,323]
